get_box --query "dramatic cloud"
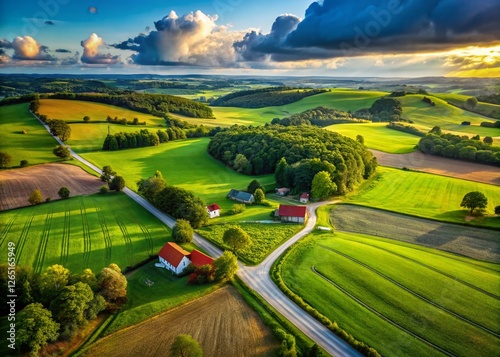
[0,49,10,63]
[113,10,243,67]
[11,36,55,61]
[81,33,121,65]
[236,0,500,62]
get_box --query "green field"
[279,232,500,357]
[326,123,420,153]
[102,261,218,336]
[197,223,302,265]
[81,138,276,210]
[433,92,500,118]
[0,193,170,273]
[0,103,60,167]
[350,167,500,228]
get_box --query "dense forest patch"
[271,106,369,127]
[211,87,328,108]
[208,125,377,193]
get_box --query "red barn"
[277,204,308,224]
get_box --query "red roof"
[278,204,307,218]
[158,242,190,268]
[300,193,309,199]
[207,203,221,212]
[189,250,214,267]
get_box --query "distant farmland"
[0,193,170,273]
[280,232,500,357]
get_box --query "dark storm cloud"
[235,0,500,62]
[0,38,12,48]
[45,20,55,25]
[55,48,71,53]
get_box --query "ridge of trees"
[208,125,377,194]
[386,122,426,137]
[418,129,500,166]
[4,92,214,118]
[271,106,369,127]
[211,87,328,108]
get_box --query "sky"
[0,0,499,77]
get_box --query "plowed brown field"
[84,286,279,357]
[0,163,102,211]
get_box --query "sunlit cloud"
[81,33,121,65]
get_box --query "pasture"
[101,261,218,336]
[0,193,171,273]
[81,138,276,209]
[326,122,419,153]
[197,223,302,265]
[84,286,279,357]
[279,232,500,357]
[0,103,60,167]
[350,167,500,228]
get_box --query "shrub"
[58,187,70,199]
[172,219,194,243]
[53,145,71,159]
[461,121,471,126]
[229,204,246,215]
[20,160,28,167]
[99,185,108,194]
[21,129,28,134]
[28,189,43,205]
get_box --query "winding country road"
[33,112,360,356]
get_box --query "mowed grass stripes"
[280,232,500,357]
[0,193,170,273]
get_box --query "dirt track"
[84,286,278,357]
[371,150,500,185]
[0,163,103,210]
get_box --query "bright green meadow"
[350,166,500,228]
[279,231,500,357]
[0,103,60,167]
[81,138,276,211]
[0,193,171,273]
[196,223,302,265]
[326,122,420,153]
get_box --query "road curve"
[32,111,361,356]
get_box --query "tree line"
[3,92,214,119]
[0,263,127,355]
[208,125,377,194]
[211,87,328,108]
[271,106,369,127]
[386,122,426,137]
[418,127,499,166]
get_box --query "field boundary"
[318,244,500,337]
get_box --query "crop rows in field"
[0,193,170,273]
[280,232,500,357]
[331,204,500,262]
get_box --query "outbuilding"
[276,204,308,224]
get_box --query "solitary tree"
[83,115,91,123]
[0,152,12,168]
[172,219,193,243]
[494,205,500,215]
[137,170,167,201]
[483,136,493,145]
[109,176,125,192]
[28,189,43,205]
[213,251,238,282]
[100,165,116,185]
[170,334,203,357]
[58,187,70,199]
[356,135,365,145]
[222,226,252,253]
[53,145,71,159]
[311,171,337,200]
[17,303,60,356]
[465,97,478,110]
[460,191,488,214]
[254,188,265,204]
[20,159,29,167]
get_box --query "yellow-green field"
[39,99,165,126]
[326,123,420,153]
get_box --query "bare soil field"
[332,205,500,262]
[372,150,500,185]
[84,286,279,357]
[0,163,102,210]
